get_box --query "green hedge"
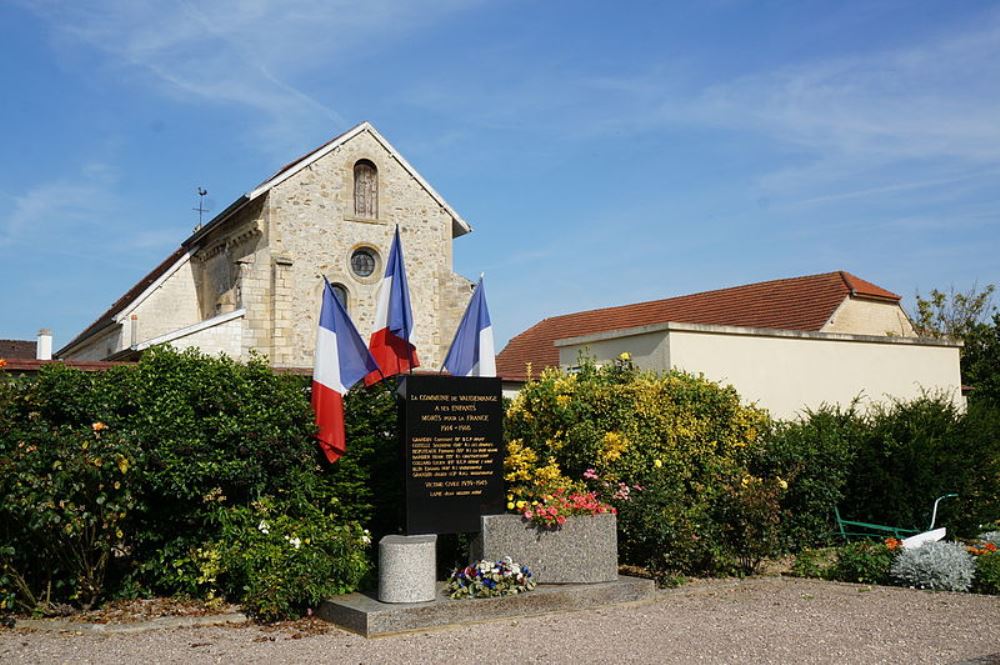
[0,348,398,619]
[756,398,1000,546]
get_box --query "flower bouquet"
[446,557,535,599]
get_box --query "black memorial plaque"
[400,375,504,535]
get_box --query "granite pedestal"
[472,513,618,583]
[378,534,437,604]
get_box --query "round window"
[350,248,378,278]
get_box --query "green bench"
[834,494,958,542]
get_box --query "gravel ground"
[3,577,998,664]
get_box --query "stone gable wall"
[264,129,472,368]
[822,298,916,337]
[61,128,473,366]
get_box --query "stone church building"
[58,122,474,368]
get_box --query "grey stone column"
[378,534,437,603]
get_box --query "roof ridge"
[531,271,847,324]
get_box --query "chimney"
[36,328,53,360]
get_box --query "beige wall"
[144,314,244,358]
[558,326,670,372]
[64,254,202,360]
[65,326,121,361]
[129,259,203,347]
[557,323,963,420]
[822,298,916,337]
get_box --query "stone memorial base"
[378,534,437,604]
[472,513,618,584]
[318,576,654,638]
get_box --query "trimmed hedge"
[0,348,397,619]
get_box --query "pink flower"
[556,515,566,526]
[583,468,599,480]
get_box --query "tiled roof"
[496,271,901,380]
[0,359,134,373]
[0,339,36,359]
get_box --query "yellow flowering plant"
[504,357,773,576]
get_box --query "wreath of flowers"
[446,557,536,599]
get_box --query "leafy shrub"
[505,357,772,577]
[839,398,1000,539]
[0,347,396,618]
[216,499,370,622]
[972,552,1000,595]
[719,474,786,575]
[829,542,895,585]
[791,548,837,579]
[0,422,138,611]
[890,541,975,592]
[751,407,864,549]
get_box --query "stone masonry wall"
[265,129,472,368]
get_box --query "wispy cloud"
[407,9,1000,208]
[21,0,476,156]
[0,163,120,249]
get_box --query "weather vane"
[193,187,208,231]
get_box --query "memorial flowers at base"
[447,557,535,599]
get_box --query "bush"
[0,347,396,618]
[972,552,1000,595]
[839,398,1000,539]
[216,499,371,622]
[890,542,975,592]
[791,548,837,579]
[829,542,895,585]
[751,406,864,550]
[0,423,138,611]
[505,357,772,577]
[756,398,1000,547]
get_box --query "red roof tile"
[0,359,135,374]
[496,271,901,380]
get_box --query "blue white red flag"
[365,226,419,384]
[312,278,379,462]
[442,276,496,377]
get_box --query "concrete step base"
[317,575,655,638]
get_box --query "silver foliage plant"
[979,531,1000,545]
[890,541,975,592]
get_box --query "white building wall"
[556,323,963,420]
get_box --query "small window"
[330,283,349,311]
[350,248,377,278]
[354,159,378,218]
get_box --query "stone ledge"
[317,575,654,638]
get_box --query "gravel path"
[3,577,998,664]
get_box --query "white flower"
[289,537,302,549]
[257,521,270,534]
[361,534,372,546]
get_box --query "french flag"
[312,278,379,463]
[365,226,419,385]
[442,276,496,377]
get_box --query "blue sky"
[2,1,998,352]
